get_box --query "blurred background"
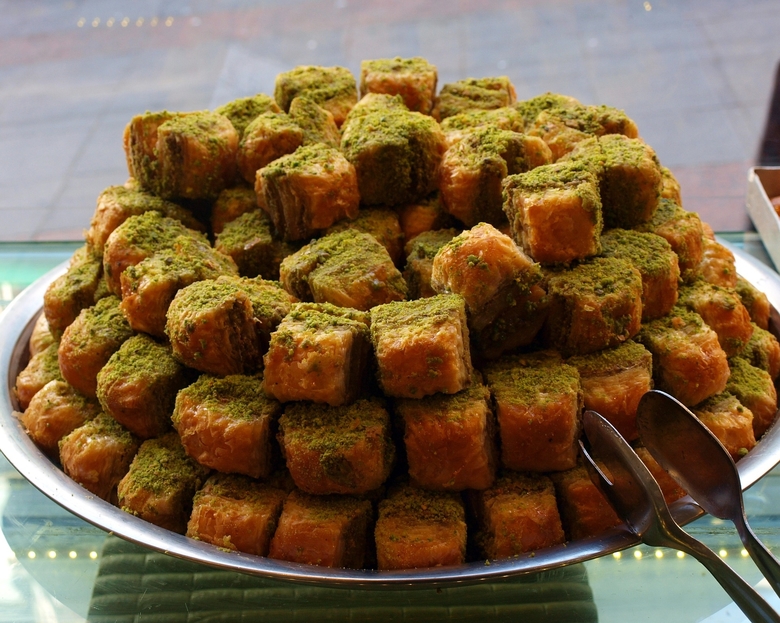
[0,0,779,235]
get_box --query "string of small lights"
[76,16,178,28]
[22,549,100,561]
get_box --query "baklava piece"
[431,222,548,358]
[269,490,372,568]
[43,245,105,337]
[123,110,183,192]
[634,446,687,506]
[403,228,459,299]
[725,357,778,439]
[544,257,643,356]
[660,165,683,205]
[119,236,238,338]
[513,92,581,128]
[396,193,456,243]
[96,334,188,440]
[215,210,297,279]
[278,398,394,495]
[28,313,55,357]
[439,126,552,227]
[214,93,281,138]
[210,187,260,235]
[340,104,447,206]
[483,352,582,472]
[15,342,63,410]
[375,484,467,570]
[699,229,738,288]
[737,324,780,380]
[102,211,206,295]
[692,393,756,461]
[634,198,704,282]
[288,95,341,148]
[21,380,101,457]
[735,276,771,330]
[186,473,287,556]
[174,375,281,478]
[502,161,602,264]
[257,143,360,241]
[325,207,405,266]
[87,185,202,253]
[677,279,753,357]
[117,432,210,534]
[439,106,524,146]
[274,65,358,127]
[167,276,295,376]
[637,307,730,407]
[263,303,370,406]
[359,57,438,115]
[279,230,407,310]
[58,296,134,398]
[59,412,139,503]
[370,294,472,399]
[469,471,565,559]
[549,463,621,540]
[236,112,304,184]
[600,228,680,321]
[432,76,517,121]
[567,341,653,442]
[395,374,496,491]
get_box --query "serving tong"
[580,409,780,623]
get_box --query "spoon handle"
[735,510,780,598]
[660,522,780,623]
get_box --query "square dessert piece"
[257,143,360,241]
[215,210,297,280]
[59,412,139,503]
[699,233,738,288]
[87,185,203,253]
[21,380,101,458]
[167,276,294,377]
[236,112,303,184]
[186,473,287,556]
[263,303,371,406]
[637,307,730,406]
[279,230,407,310]
[677,279,753,357]
[736,277,771,331]
[432,76,517,121]
[431,222,549,358]
[469,471,565,559]
[375,483,467,570]
[635,198,704,282]
[484,352,582,472]
[737,324,780,381]
[360,57,438,115]
[340,106,447,206]
[274,65,358,127]
[288,96,341,149]
[57,296,134,399]
[693,393,756,460]
[117,432,210,534]
[370,294,473,398]
[502,161,603,264]
[325,207,405,266]
[600,229,680,321]
[440,107,525,146]
[154,111,239,200]
[214,93,281,138]
[550,463,621,540]
[634,446,687,506]
[29,313,55,357]
[268,490,372,568]
[725,357,778,439]
[173,375,282,479]
[660,165,683,204]
[97,334,189,440]
[124,110,183,192]
[395,374,496,491]
[567,341,653,442]
[396,193,456,243]
[43,245,105,337]
[211,187,259,235]
[439,126,552,227]
[544,257,643,356]
[278,398,394,495]
[15,341,63,410]
[513,92,581,128]
[119,236,238,338]
[403,228,459,299]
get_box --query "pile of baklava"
[15,57,779,570]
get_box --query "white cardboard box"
[746,167,780,270]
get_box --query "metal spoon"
[581,409,780,623]
[636,390,780,598]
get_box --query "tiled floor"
[1,0,779,239]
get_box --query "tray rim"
[2,240,780,588]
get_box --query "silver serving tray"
[2,241,780,587]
